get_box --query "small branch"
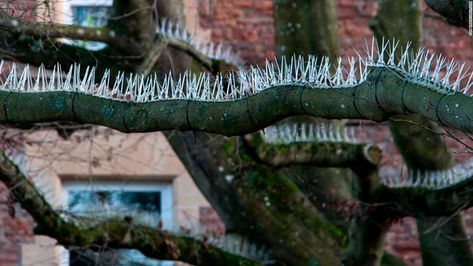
[425,0,470,30]
[0,151,262,266]
[0,10,115,43]
[164,36,235,73]
[137,39,168,76]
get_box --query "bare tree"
[0,0,472,265]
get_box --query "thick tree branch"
[166,132,345,265]
[425,0,471,30]
[417,214,473,266]
[0,150,262,266]
[373,179,473,217]
[243,133,381,169]
[374,2,473,264]
[0,11,115,43]
[2,68,473,136]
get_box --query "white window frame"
[60,180,174,266]
[61,180,173,229]
[61,0,113,25]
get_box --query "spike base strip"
[2,68,473,135]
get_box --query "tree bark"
[373,1,473,265]
[0,151,261,266]
[425,0,471,30]
[272,0,340,59]
[417,215,473,266]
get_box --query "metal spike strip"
[380,157,473,189]
[0,55,366,102]
[361,38,473,94]
[260,122,358,144]
[0,37,471,102]
[156,19,244,66]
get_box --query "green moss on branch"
[0,151,262,266]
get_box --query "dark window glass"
[70,6,110,50]
[71,6,109,27]
[67,189,166,266]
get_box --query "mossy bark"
[345,215,389,266]
[0,151,261,266]
[373,1,473,265]
[235,167,344,265]
[272,0,340,59]
[283,166,354,233]
[417,215,473,266]
[166,132,345,265]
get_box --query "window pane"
[70,6,110,50]
[67,189,168,266]
[71,6,109,27]
[68,190,161,215]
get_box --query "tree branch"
[0,9,234,73]
[0,150,262,266]
[2,68,473,137]
[0,10,115,43]
[374,178,473,217]
[243,133,381,169]
[137,39,168,76]
[425,0,471,30]
[166,132,345,265]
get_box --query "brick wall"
[198,0,275,64]
[0,183,34,266]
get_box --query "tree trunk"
[373,1,473,265]
[272,0,340,59]
[417,215,473,266]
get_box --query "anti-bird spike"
[0,37,472,104]
[380,157,473,190]
[260,122,359,145]
[156,19,243,66]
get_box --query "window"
[61,0,113,50]
[61,181,173,266]
[71,6,109,27]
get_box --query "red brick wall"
[0,183,34,266]
[198,0,275,64]
[0,0,37,21]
